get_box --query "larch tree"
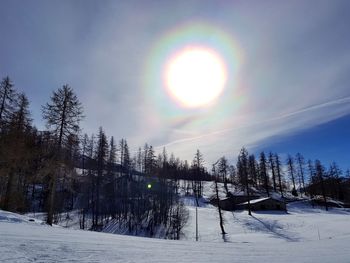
[0,76,16,127]
[212,162,226,236]
[192,149,204,241]
[218,156,229,195]
[315,160,328,211]
[192,149,204,200]
[268,152,277,192]
[93,127,108,228]
[107,136,117,218]
[286,155,297,196]
[296,153,306,196]
[228,164,236,185]
[237,147,251,216]
[328,162,343,200]
[259,152,270,197]
[274,153,284,197]
[248,154,258,187]
[42,84,84,225]
[307,160,316,198]
[3,93,31,211]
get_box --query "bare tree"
[248,154,258,187]
[2,93,31,211]
[268,152,277,192]
[237,147,251,216]
[296,153,306,196]
[286,155,297,196]
[218,156,229,195]
[0,76,16,127]
[42,84,83,225]
[315,160,328,211]
[274,153,284,197]
[212,162,226,237]
[259,152,270,197]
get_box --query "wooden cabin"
[210,194,261,211]
[237,197,287,211]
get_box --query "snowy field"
[1,200,350,263]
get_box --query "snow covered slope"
[183,200,350,243]
[1,205,350,263]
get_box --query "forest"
[0,76,349,239]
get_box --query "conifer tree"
[3,93,31,211]
[274,153,284,197]
[259,152,270,196]
[248,154,258,187]
[0,76,16,127]
[315,160,328,211]
[268,152,277,192]
[237,147,251,215]
[296,153,306,195]
[93,127,108,228]
[287,155,297,196]
[218,156,229,195]
[42,84,83,225]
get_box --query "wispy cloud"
[153,95,350,163]
[1,0,349,166]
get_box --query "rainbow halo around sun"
[164,46,227,108]
[143,22,243,124]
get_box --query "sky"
[1,0,349,170]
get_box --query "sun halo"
[163,46,227,108]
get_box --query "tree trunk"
[215,180,226,235]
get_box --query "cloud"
[153,95,350,163]
[1,0,350,166]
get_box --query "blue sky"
[254,114,350,171]
[1,0,349,170]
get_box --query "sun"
[164,46,227,108]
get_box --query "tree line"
[0,76,190,238]
[0,75,349,239]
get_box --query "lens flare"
[164,46,227,108]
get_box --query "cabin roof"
[240,197,284,205]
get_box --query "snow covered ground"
[1,199,350,262]
[183,200,350,242]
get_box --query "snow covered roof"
[240,197,272,205]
